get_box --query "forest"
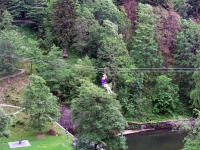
[1,0,200,149]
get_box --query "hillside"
[0,72,29,105]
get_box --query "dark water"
[126,130,188,150]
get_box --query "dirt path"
[0,69,26,81]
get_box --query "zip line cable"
[1,54,200,73]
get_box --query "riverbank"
[122,118,195,136]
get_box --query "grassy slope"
[0,112,73,150]
[0,73,29,105]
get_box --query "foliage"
[153,6,181,68]
[73,56,97,82]
[8,0,29,19]
[55,68,81,105]
[130,3,163,68]
[72,6,98,57]
[173,0,192,18]
[35,45,62,89]
[112,0,124,6]
[182,109,200,150]
[8,0,47,30]
[190,54,200,109]
[22,74,60,133]
[173,19,200,104]
[187,0,200,18]
[89,0,122,27]
[139,0,169,9]
[0,10,15,30]
[19,38,43,74]
[118,7,133,43]
[96,20,131,90]
[0,107,11,138]
[26,0,48,29]
[116,72,152,119]
[52,0,77,49]
[0,31,18,77]
[71,80,128,150]
[152,75,179,115]
[39,0,57,51]
[0,0,9,21]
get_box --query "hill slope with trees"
[1,0,200,149]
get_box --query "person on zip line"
[101,74,113,94]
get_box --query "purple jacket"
[101,78,107,86]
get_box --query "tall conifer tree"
[52,0,77,49]
[130,3,163,68]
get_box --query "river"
[126,129,188,150]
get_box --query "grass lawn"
[0,113,73,150]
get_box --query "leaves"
[71,80,128,150]
[22,75,60,133]
[130,3,163,68]
[0,108,11,138]
[152,75,179,115]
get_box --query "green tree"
[152,75,179,115]
[27,0,47,29]
[19,38,43,74]
[8,0,47,30]
[8,0,28,19]
[173,19,200,104]
[173,0,192,18]
[22,75,60,133]
[97,20,131,90]
[73,56,97,82]
[71,80,128,150]
[190,54,200,109]
[0,10,14,30]
[35,45,66,92]
[188,0,200,18]
[0,107,11,138]
[72,6,98,57]
[39,0,57,51]
[0,0,9,21]
[130,3,163,68]
[0,31,18,77]
[51,56,97,105]
[52,0,77,49]
[91,0,122,26]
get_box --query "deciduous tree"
[71,80,128,150]
[0,31,18,77]
[152,75,179,115]
[22,75,60,133]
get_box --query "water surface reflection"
[126,130,188,150]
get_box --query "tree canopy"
[71,80,128,150]
[22,74,60,133]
